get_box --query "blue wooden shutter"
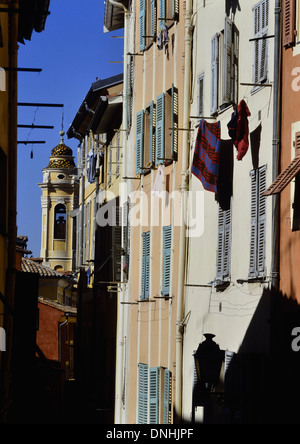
[149,101,155,166]
[211,33,219,115]
[159,0,166,31]
[216,203,232,282]
[142,231,150,299]
[249,169,258,277]
[156,93,165,164]
[257,165,267,275]
[149,367,159,424]
[139,0,146,51]
[138,363,148,424]
[172,0,179,19]
[136,110,144,175]
[162,225,172,296]
[126,55,133,128]
[151,0,157,39]
[163,369,171,424]
[223,17,233,105]
[171,84,178,160]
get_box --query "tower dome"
[47,131,76,169]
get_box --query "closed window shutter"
[283,0,296,47]
[112,206,122,283]
[163,369,171,424]
[149,367,159,424]
[171,84,178,160]
[142,231,150,299]
[138,363,148,424]
[253,0,269,84]
[257,166,267,274]
[156,93,165,164]
[139,0,146,51]
[211,33,219,115]
[223,17,233,105]
[108,142,113,186]
[249,169,258,277]
[136,110,144,175]
[216,204,232,281]
[86,201,90,263]
[162,225,172,296]
[172,0,179,19]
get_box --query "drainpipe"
[109,0,129,424]
[270,1,281,355]
[175,0,193,424]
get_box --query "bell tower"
[39,131,79,272]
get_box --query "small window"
[54,204,66,240]
[57,174,65,180]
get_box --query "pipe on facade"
[175,0,193,423]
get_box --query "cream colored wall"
[126,3,186,424]
[182,0,275,421]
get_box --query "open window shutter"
[139,0,146,51]
[108,143,113,186]
[112,206,122,283]
[197,73,204,117]
[159,0,166,31]
[223,17,233,105]
[257,166,267,275]
[163,369,171,424]
[259,0,269,83]
[171,84,178,160]
[162,225,172,296]
[233,24,239,105]
[216,207,225,281]
[249,169,258,277]
[151,0,157,40]
[138,364,148,424]
[136,110,144,175]
[149,101,155,166]
[126,56,133,128]
[142,231,150,299]
[211,33,219,115]
[172,0,179,20]
[253,0,269,84]
[149,367,159,424]
[86,201,90,262]
[223,206,232,280]
[283,0,296,47]
[156,93,165,164]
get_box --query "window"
[141,231,150,300]
[249,165,267,278]
[253,0,269,86]
[162,225,172,296]
[282,0,296,47]
[136,102,156,175]
[159,0,179,27]
[216,203,232,283]
[54,204,66,240]
[211,17,239,115]
[127,55,134,128]
[0,147,7,234]
[156,85,178,164]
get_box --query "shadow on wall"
[189,288,300,424]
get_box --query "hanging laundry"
[191,119,221,193]
[152,164,164,196]
[157,23,169,51]
[227,99,251,161]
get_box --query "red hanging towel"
[235,99,251,161]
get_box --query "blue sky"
[17,0,124,257]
